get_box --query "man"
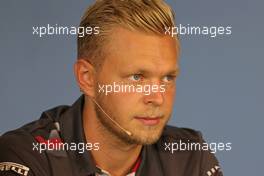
[0,0,223,175]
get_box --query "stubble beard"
[94,100,168,145]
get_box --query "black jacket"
[0,96,223,176]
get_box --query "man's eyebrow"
[129,68,180,75]
[165,68,180,75]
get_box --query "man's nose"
[143,87,164,106]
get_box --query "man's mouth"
[134,116,161,126]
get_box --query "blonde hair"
[78,0,178,68]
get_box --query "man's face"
[94,27,179,145]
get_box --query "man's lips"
[134,116,161,125]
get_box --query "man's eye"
[162,75,176,82]
[129,74,143,81]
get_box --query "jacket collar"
[137,145,164,176]
[59,95,97,175]
[58,95,164,176]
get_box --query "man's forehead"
[99,27,179,75]
[107,27,178,53]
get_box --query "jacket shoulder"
[0,105,70,176]
[0,129,49,176]
[156,125,223,176]
[161,125,203,142]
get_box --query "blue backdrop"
[0,0,263,175]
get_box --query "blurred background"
[0,0,263,175]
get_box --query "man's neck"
[83,99,142,176]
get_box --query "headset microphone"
[90,98,132,136]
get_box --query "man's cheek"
[165,88,176,103]
[163,95,175,116]
[115,93,141,108]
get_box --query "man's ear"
[74,59,96,98]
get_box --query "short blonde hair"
[78,0,178,68]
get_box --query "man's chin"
[133,134,161,145]
[128,128,164,145]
